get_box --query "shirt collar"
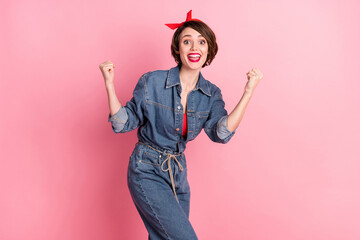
[165,65,212,97]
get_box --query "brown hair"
[170,20,218,68]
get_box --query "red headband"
[165,10,202,30]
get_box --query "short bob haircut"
[170,20,218,68]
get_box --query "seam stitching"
[138,181,171,240]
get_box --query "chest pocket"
[194,111,210,136]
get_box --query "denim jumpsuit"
[108,65,237,240]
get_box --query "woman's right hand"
[99,60,115,85]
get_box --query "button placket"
[176,102,182,135]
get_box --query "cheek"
[202,45,209,55]
[201,46,209,61]
[180,50,187,61]
[179,45,189,60]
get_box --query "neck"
[179,66,200,91]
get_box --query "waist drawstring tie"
[140,143,184,203]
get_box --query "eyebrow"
[181,34,204,39]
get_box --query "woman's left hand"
[245,67,263,94]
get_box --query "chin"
[183,61,205,71]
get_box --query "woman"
[99,10,263,240]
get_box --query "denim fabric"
[108,65,237,153]
[127,142,197,240]
[108,66,237,239]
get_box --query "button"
[177,106,181,110]
[176,128,180,131]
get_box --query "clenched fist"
[245,67,263,93]
[99,60,115,85]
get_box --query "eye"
[200,40,206,45]
[183,40,190,44]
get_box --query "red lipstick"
[187,53,201,62]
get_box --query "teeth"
[188,55,200,58]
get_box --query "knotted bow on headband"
[165,10,202,30]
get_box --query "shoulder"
[202,76,223,98]
[139,68,169,87]
[141,68,168,80]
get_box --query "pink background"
[1,0,360,239]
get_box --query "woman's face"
[178,27,208,71]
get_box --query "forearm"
[105,83,122,117]
[227,90,253,132]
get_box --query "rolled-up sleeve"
[204,88,237,143]
[108,74,146,133]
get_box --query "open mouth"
[187,53,201,62]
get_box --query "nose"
[190,41,198,51]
